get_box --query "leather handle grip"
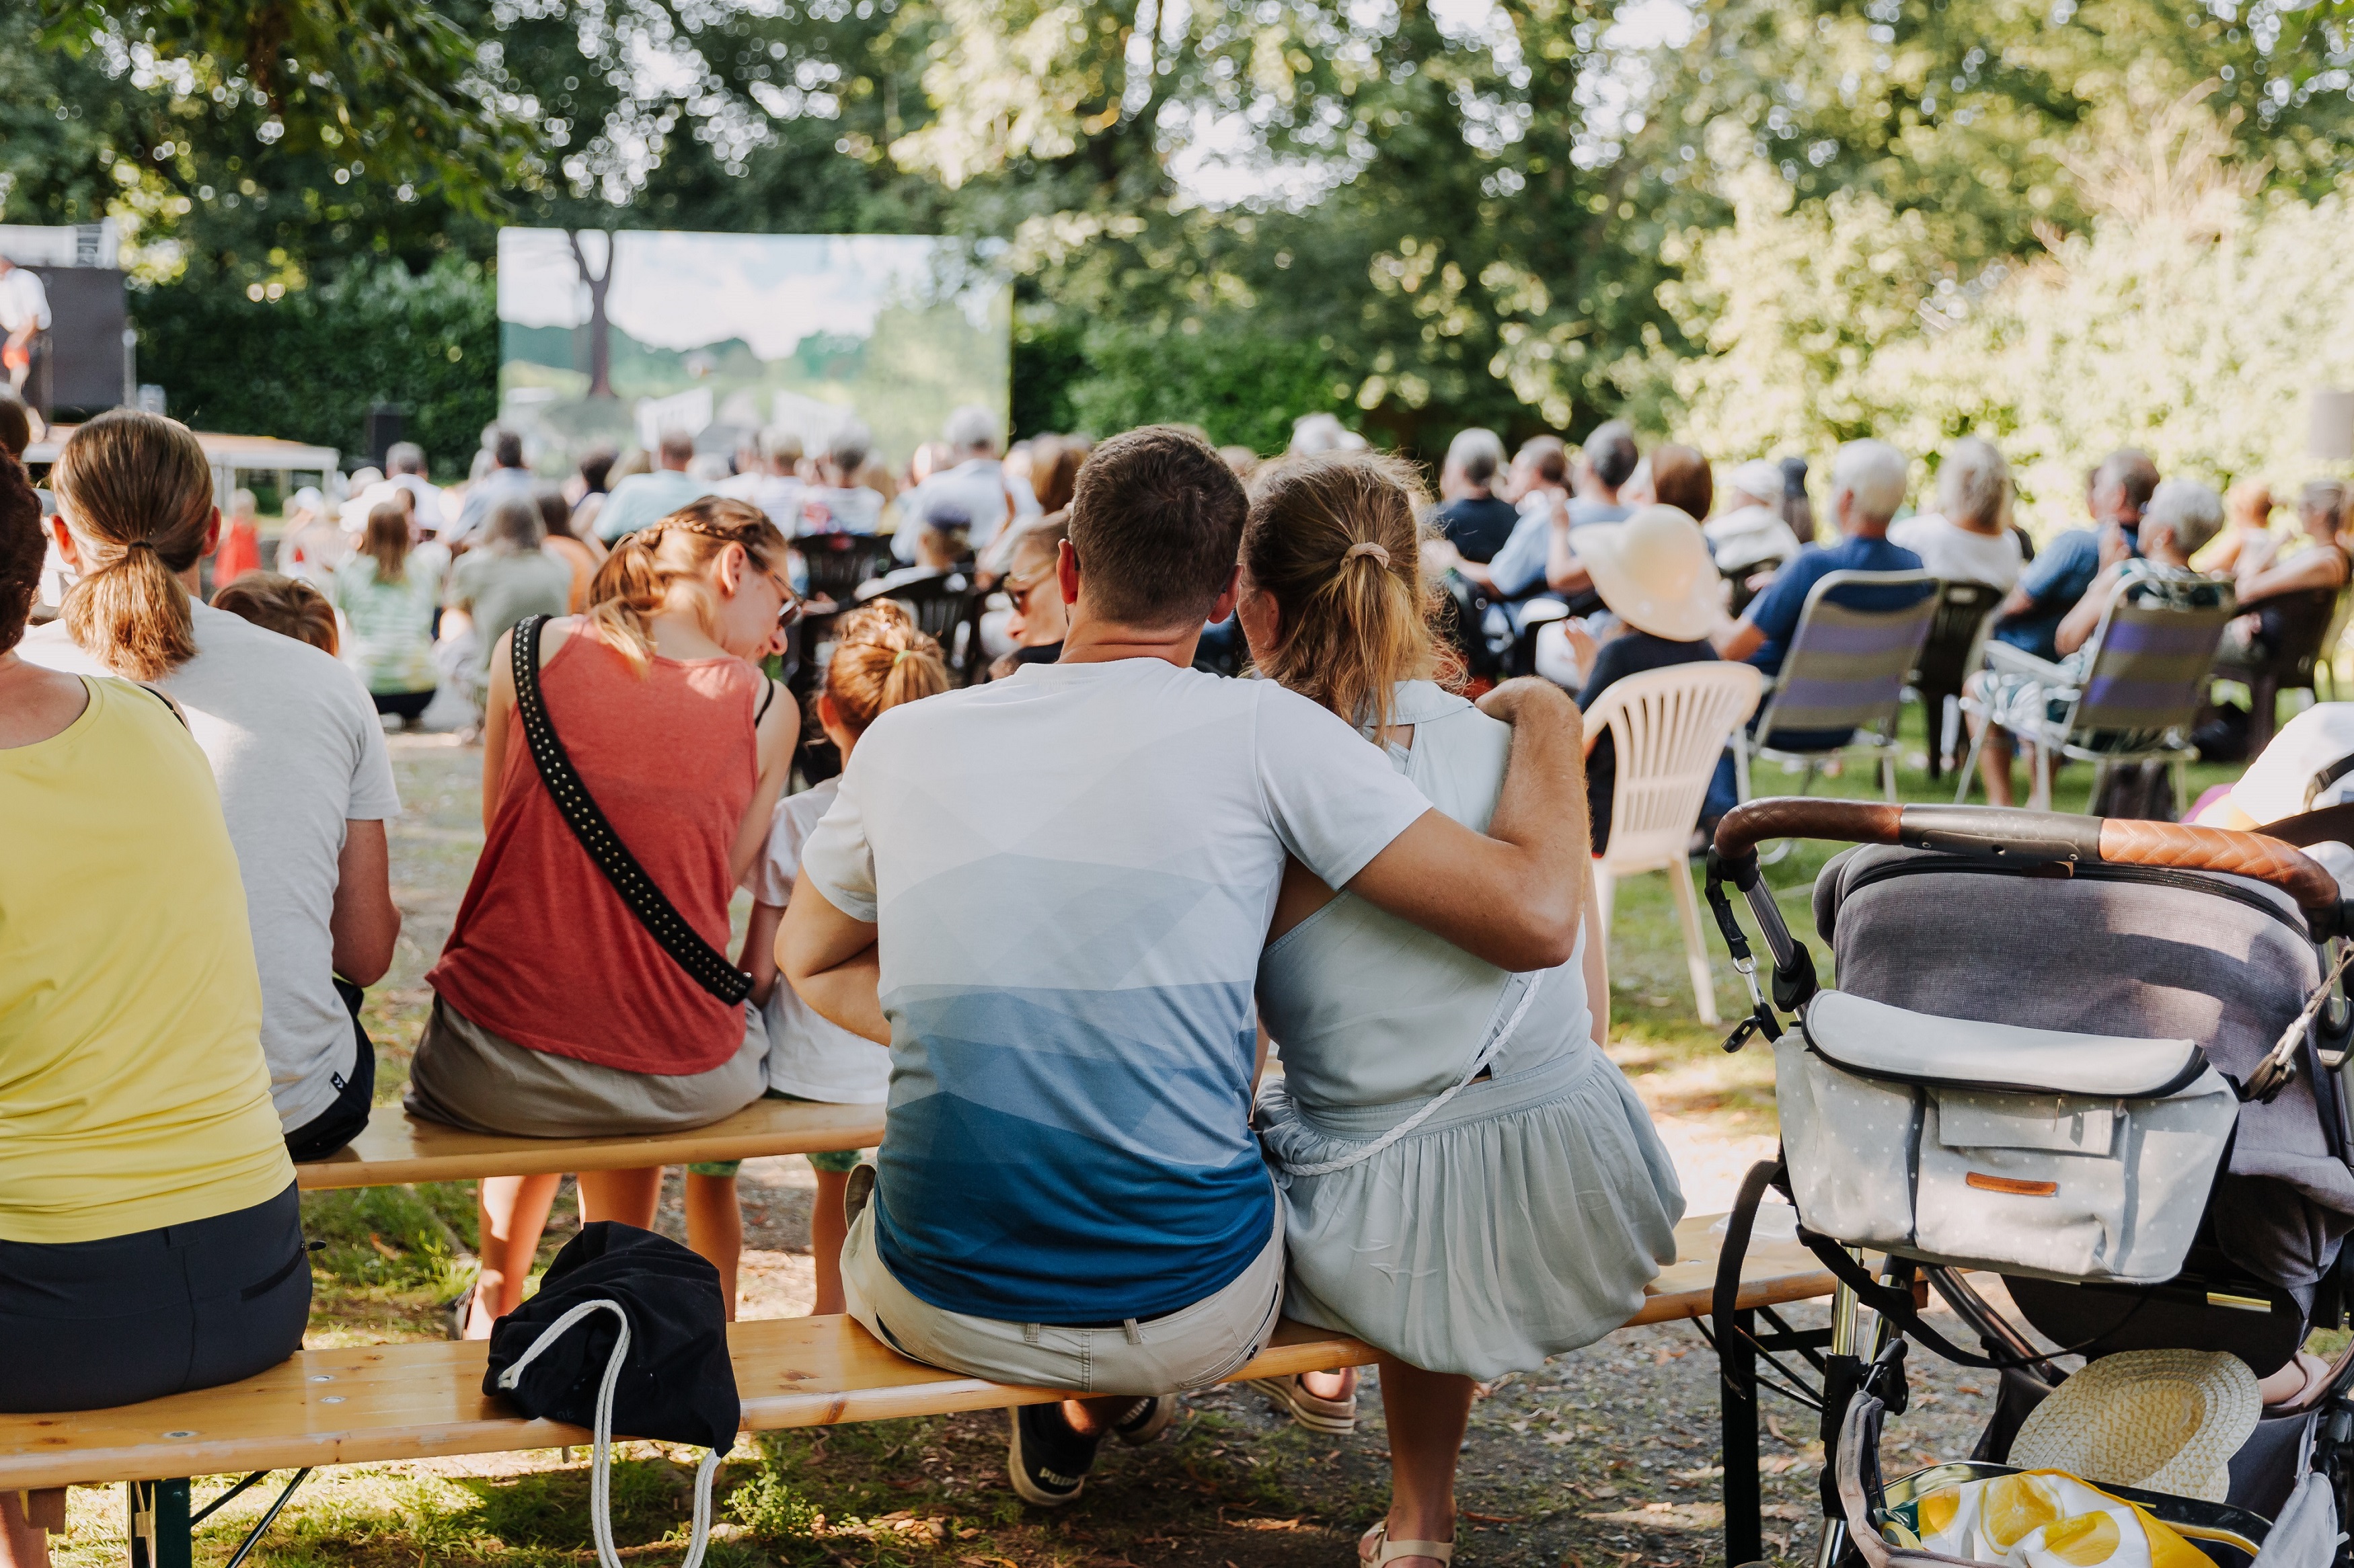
[1710,797,2341,931]
[1712,799,1903,863]
[2096,818,2341,923]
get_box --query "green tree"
[132,254,496,470]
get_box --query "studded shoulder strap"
[508,615,753,1007]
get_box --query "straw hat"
[1574,504,1720,641]
[2008,1349,2260,1503]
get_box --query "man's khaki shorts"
[839,1179,1284,1398]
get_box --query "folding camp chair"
[1585,662,1763,1025]
[1957,590,2236,812]
[1730,570,1937,806]
[1906,580,2003,781]
[2221,586,2351,752]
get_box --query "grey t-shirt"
[22,604,403,1128]
[449,549,574,672]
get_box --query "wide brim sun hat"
[2007,1349,2260,1503]
[1574,503,1720,642]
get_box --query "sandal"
[1359,1522,1454,1567]
[1242,1371,1357,1433]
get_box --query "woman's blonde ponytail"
[1240,450,1453,734]
[54,410,213,681]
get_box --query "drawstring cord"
[495,1300,721,1568]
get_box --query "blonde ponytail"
[584,496,787,674]
[1240,449,1454,735]
[54,409,213,680]
[826,599,950,732]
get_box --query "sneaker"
[1006,1402,1102,1507]
[1108,1394,1179,1446]
[1243,1372,1357,1434]
[441,1279,480,1341]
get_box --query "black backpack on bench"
[484,1224,738,1568]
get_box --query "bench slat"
[295,1101,889,1191]
[0,1319,1372,1490]
[0,1212,1830,1492]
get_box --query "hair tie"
[124,538,158,552]
[892,649,908,668]
[1343,541,1392,567]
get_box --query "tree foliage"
[13,0,2354,471]
[133,255,496,470]
[1644,87,2354,534]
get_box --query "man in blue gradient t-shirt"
[782,426,1590,1507]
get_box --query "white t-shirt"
[2229,703,2354,896]
[798,657,1433,1324]
[0,268,50,334]
[1705,502,1804,573]
[747,778,890,1103]
[891,459,1040,562]
[2234,703,2354,818]
[22,604,403,1130]
[1887,513,2024,592]
[715,471,807,533]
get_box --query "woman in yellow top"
[0,453,306,1567]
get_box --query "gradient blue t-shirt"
[798,658,1433,1324]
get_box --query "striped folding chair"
[1731,569,1938,806]
[1959,591,2236,812]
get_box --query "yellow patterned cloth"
[1901,1471,2215,1568]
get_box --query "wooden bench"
[295,1099,889,1191]
[0,1212,1831,1568]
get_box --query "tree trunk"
[569,229,615,399]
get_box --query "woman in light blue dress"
[1235,450,1685,1568]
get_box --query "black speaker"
[27,266,128,416]
[365,404,405,468]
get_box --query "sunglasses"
[762,568,806,630]
[1005,565,1053,608]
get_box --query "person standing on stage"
[0,256,50,413]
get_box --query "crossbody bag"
[509,614,756,1007]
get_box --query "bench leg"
[1722,1306,1763,1565]
[125,1481,189,1568]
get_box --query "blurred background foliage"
[9,0,2354,508]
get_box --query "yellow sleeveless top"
[0,675,293,1243]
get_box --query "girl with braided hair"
[410,496,803,1335]
[702,600,954,1317]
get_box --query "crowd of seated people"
[18,397,2354,1568]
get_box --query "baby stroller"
[1701,797,2354,1568]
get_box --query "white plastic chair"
[1583,662,1765,1025]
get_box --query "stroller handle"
[1712,798,2343,929]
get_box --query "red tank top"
[428,632,761,1074]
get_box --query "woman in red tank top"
[406,498,800,1335]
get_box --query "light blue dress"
[1252,680,1686,1378]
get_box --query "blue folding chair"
[1731,569,1938,806]
[1959,588,2235,812]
